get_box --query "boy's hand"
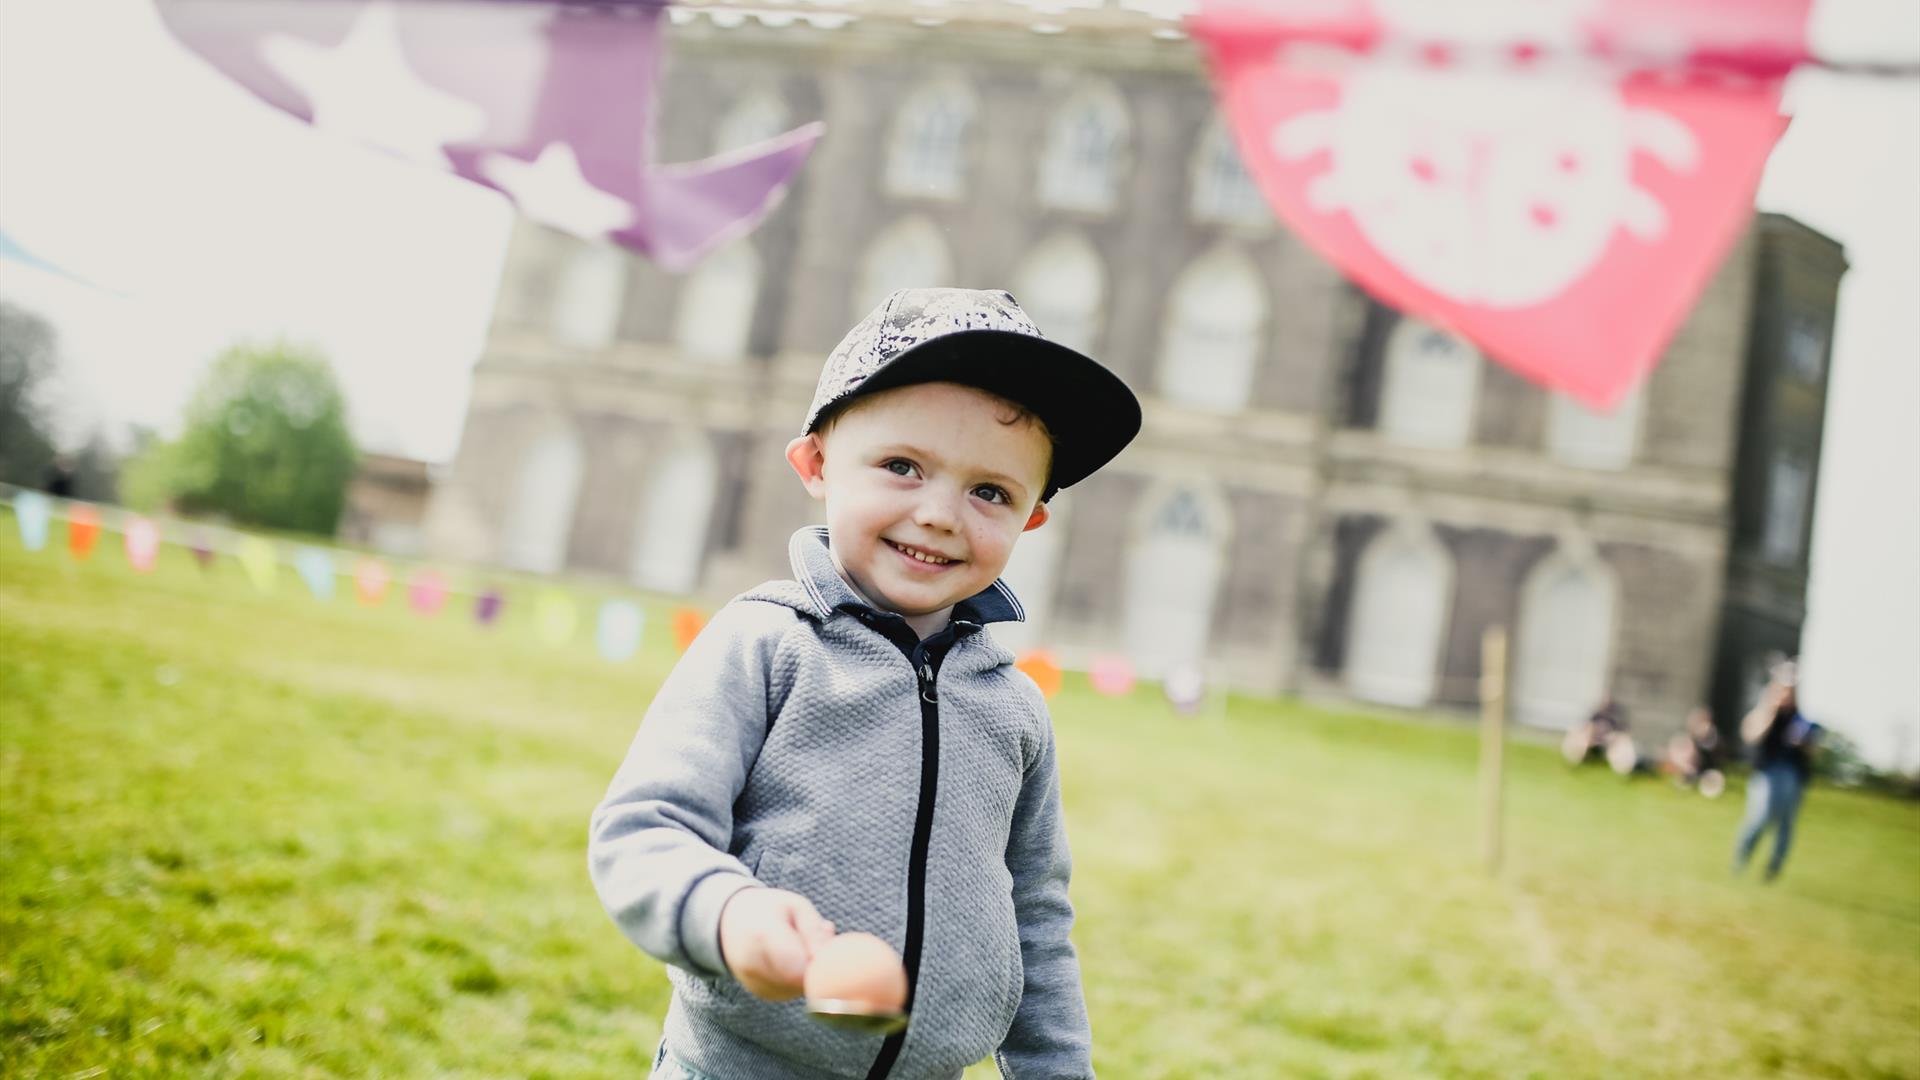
[719,887,836,1001]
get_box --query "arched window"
[630,436,720,594]
[1191,116,1270,226]
[852,217,955,320]
[1012,232,1105,356]
[886,80,975,200]
[1124,485,1228,676]
[992,494,1071,655]
[1378,317,1481,449]
[1513,552,1617,729]
[673,240,761,363]
[1546,386,1642,469]
[1760,450,1813,566]
[551,242,628,349]
[501,428,584,574]
[715,91,789,154]
[1040,84,1129,213]
[1156,246,1267,412]
[1782,315,1827,383]
[1345,523,1453,707]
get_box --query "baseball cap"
[803,288,1142,499]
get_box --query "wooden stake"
[1479,625,1509,875]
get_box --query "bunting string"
[4,483,1196,705]
[0,482,683,663]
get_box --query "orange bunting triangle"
[66,505,101,560]
[670,607,706,652]
[1015,650,1063,700]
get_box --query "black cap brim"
[808,328,1141,498]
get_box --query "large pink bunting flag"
[1190,0,1809,408]
[156,0,822,269]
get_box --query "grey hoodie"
[589,528,1092,1079]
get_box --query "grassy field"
[3,517,1918,1080]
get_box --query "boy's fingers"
[788,898,834,954]
[763,926,810,986]
[806,918,837,952]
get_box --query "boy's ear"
[786,434,829,500]
[1022,501,1050,533]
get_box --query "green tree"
[0,299,60,488]
[132,343,358,534]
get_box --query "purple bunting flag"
[474,588,504,627]
[155,0,822,268]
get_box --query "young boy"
[588,288,1141,1079]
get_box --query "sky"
[0,0,1915,768]
[0,0,513,462]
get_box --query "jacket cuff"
[681,872,761,978]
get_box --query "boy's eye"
[883,459,916,477]
[972,485,1010,505]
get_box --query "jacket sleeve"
[996,701,1094,1079]
[587,599,795,978]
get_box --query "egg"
[804,932,908,1013]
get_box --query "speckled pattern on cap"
[803,288,1048,432]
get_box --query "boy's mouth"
[883,539,960,567]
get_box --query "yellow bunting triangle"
[236,536,278,593]
[534,589,577,647]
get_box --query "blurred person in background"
[1562,693,1635,774]
[43,453,75,499]
[1664,706,1726,798]
[1733,661,1821,881]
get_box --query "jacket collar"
[786,526,1025,626]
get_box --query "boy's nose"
[912,487,963,532]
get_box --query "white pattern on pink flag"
[1190,0,1811,408]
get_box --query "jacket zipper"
[866,640,942,1080]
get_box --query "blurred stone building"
[339,453,432,556]
[424,1,1843,741]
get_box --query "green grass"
[2,516,1918,1079]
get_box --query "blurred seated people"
[1561,694,1636,775]
[1664,706,1726,798]
[1733,661,1821,882]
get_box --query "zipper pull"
[917,659,936,702]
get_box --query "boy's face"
[787,382,1051,621]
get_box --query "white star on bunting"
[481,143,637,238]
[263,0,486,166]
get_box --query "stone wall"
[424,17,1843,755]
